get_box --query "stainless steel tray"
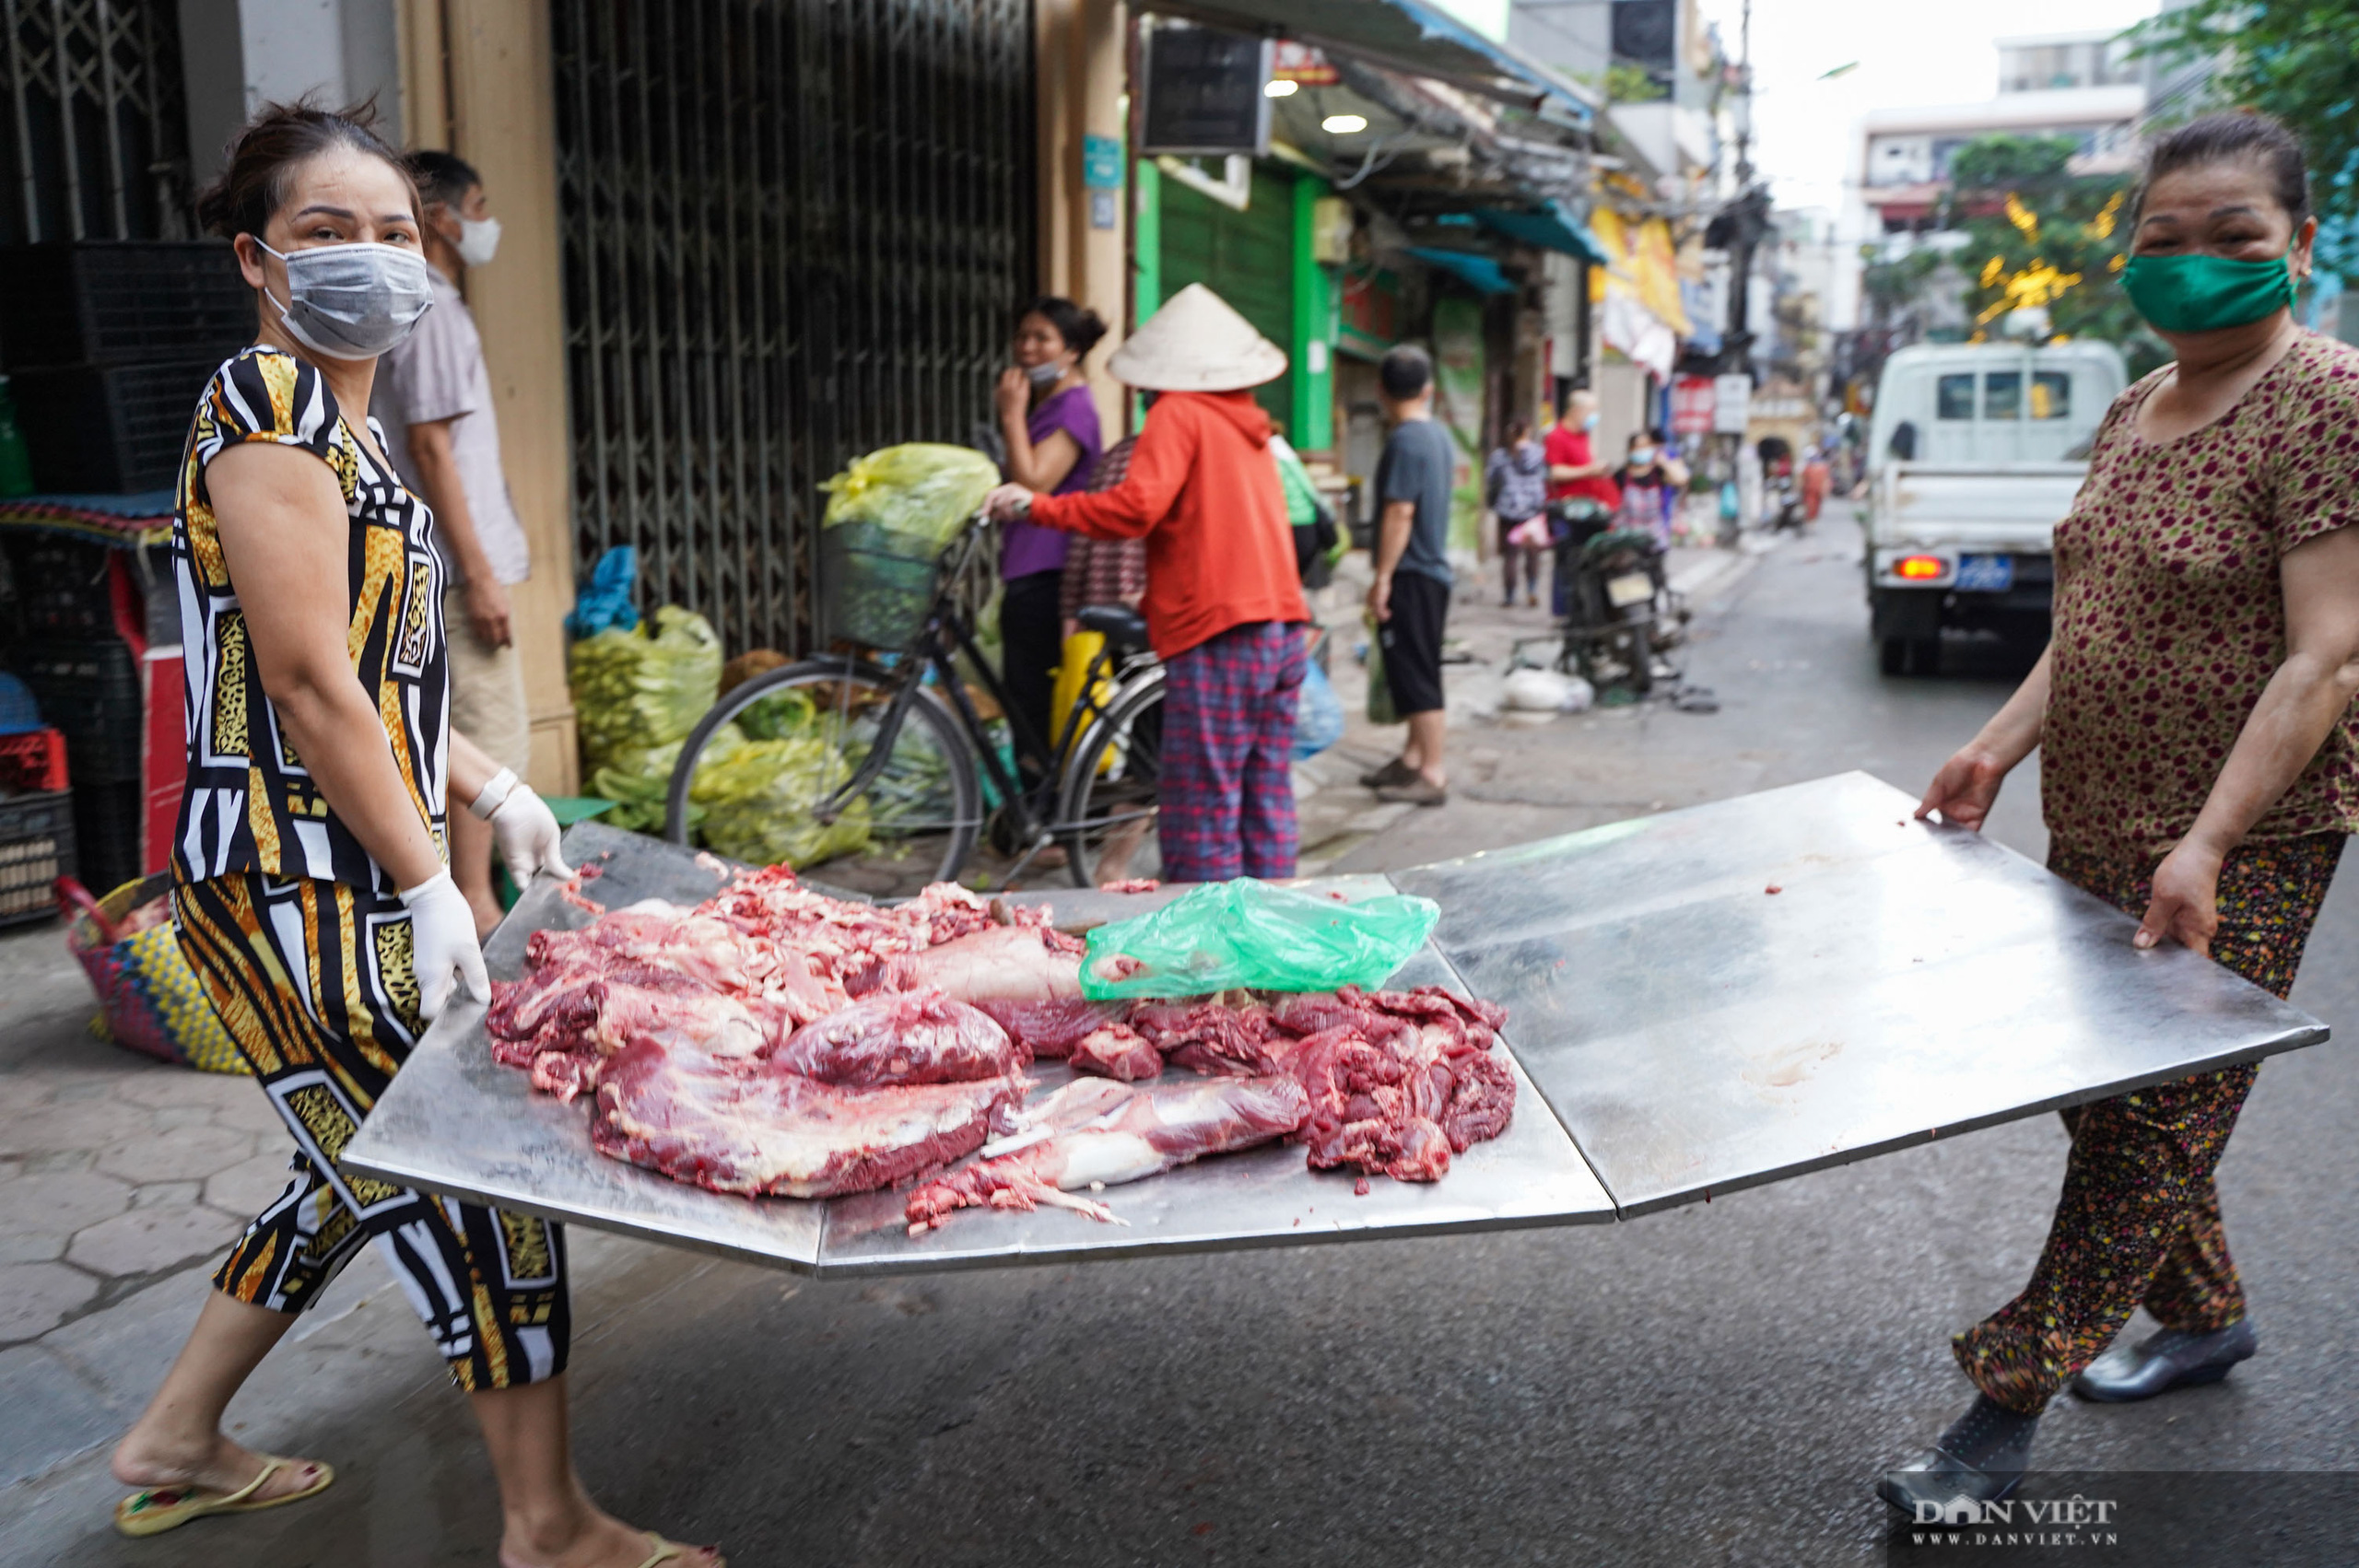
[346,777,2331,1270]
[1391,772,2330,1215]
[344,824,1614,1275]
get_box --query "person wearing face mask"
[103,103,719,1568]
[1612,427,1687,544]
[1889,112,2359,1521]
[372,149,534,938]
[992,296,1106,786]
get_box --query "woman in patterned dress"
[104,104,722,1568]
[1889,112,2359,1516]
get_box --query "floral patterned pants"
[1951,832,2343,1414]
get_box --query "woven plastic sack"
[569,604,723,774]
[1080,878,1440,1000]
[66,874,246,1074]
[820,443,1001,552]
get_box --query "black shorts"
[1379,570,1449,717]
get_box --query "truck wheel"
[1878,636,1907,676]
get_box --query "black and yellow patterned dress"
[170,346,566,1390]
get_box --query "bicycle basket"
[819,521,941,649]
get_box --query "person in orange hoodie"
[985,283,1309,883]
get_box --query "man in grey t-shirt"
[1364,344,1456,807]
[374,150,532,937]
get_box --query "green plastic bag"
[569,605,723,773]
[694,730,874,869]
[820,443,1001,552]
[1364,612,1398,726]
[1080,879,1440,1000]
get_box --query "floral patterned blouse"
[2043,332,2359,863]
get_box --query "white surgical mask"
[457,216,502,267]
[258,240,434,360]
[1631,447,1659,466]
[1026,359,1068,387]
[1582,413,1600,431]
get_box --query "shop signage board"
[1139,21,1272,158]
[1712,372,1752,434]
[1671,376,1715,435]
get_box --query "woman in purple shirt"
[994,295,1106,782]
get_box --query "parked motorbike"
[1549,525,1689,697]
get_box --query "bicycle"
[663,514,1168,899]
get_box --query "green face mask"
[2119,248,2297,333]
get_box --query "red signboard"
[1672,375,1716,436]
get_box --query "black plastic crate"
[68,777,141,897]
[18,637,143,782]
[0,242,253,370]
[14,359,213,492]
[0,789,74,924]
[6,535,115,636]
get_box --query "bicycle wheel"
[663,658,982,898]
[1055,666,1166,888]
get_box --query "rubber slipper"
[113,1456,334,1537]
[499,1533,724,1568]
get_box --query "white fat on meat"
[905,1074,1310,1230]
[593,1036,1028,1199]
[901,927,1084,1004]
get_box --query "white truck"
[1863,341,2127,674]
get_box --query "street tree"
[1947,133,2167,375]
[2132,0,2359,273]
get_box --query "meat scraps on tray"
[484,862,1514,1227]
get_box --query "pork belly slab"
[592,1036,1028,1199]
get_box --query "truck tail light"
[1894,555,1947,580]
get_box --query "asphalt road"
[20,521,2359,1567]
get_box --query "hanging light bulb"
[1264,78,1298,98]
[1321,113,1368,134]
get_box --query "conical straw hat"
[1106,282,1288,392]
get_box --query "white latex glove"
[400,870,490,1021]
[487,783,572,889]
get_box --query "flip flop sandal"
[113,1456,335,1537]
[499,1533,725,1568]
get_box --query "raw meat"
[770,989,1019,1087]
[970,998,1126,1059]
[1066,1022,1162,1082]
[877,926,1086,1005]
[905,1075,1310,1230]
[1130,993,1280,1076]
[593,1034,1027,1198]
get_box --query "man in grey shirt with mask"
[374,149,532,937]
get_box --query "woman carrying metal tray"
[1895,112,2359,1517]
[102,100,719,1568]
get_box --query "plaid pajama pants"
[1159,619,1306,883]
[1952,832,2343,1414]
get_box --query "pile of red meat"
[484,863,1515,1228]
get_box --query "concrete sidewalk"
[0,536,1762,1546]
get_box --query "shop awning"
[1146,1,1597,126]
[1409,247,1517,295]
[1473,202,1611,265]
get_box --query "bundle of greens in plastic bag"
[1079,879,1440,1000]
[820,443,1001,552]
[569,605,723,773]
